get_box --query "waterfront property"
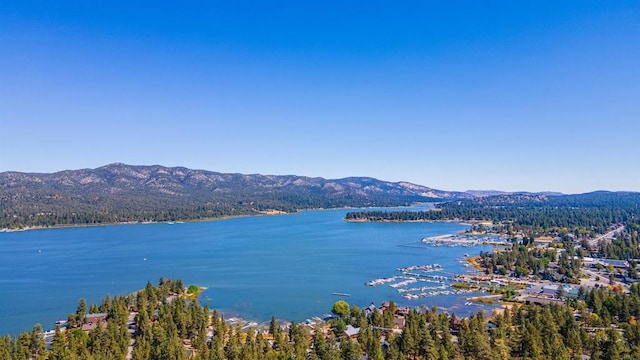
[0,208,487,335]
[81,313,108,331]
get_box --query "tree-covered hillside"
[0,163,468,229]
[4,278,640,359]
[346,192,640,236]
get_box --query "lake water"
[0,208,496,335]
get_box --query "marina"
[0,208,496,335]
[364,261,487,302]
[397,263,442,273]
[421,234,511,247]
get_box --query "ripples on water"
[0,208,497,335]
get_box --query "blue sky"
[1,1,639,193]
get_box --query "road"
[580,268,613,289]
[126,312,136,360]
[588,225,625,248]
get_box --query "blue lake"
[0,208,495,335]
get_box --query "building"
[540,285,560,297]
[593,259,629,269]
[82,313,108,332]
[345,325,360,339]
[523,296,565,306]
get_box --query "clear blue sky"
[1,1,638,193]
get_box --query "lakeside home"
[81,313,108,331]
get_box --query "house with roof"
[393,317,406,333]
[82,313,108,332]
[523,296,565,306]
[345,325,360,339]
[590,258,629,270]
[540,284,560,297]
[365,303,380,316]
[600,259,629,269]
[395,306,410,316]
[565,287,580,298]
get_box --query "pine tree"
[76,298,87,324]
[340,337,362,360]
[520,323,544,360]
[565,327,583,358]
[0,335,11,360]
[602,328,625,360]
[223,326,242,360]
[29,323,46,359]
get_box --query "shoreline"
[344,218,489,225]
[0,212,293,233]
[345,218,509,238]
[0,204,438,233]
[1,207,506,335]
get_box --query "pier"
[421,234,510,247]
[364,263,488,301]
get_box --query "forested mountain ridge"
[0,163,470,229]
[346,191,640,237]
[464,190,564,197]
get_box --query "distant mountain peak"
[0,163,475,228]
[465,189,564,197]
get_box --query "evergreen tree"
[76,298,87,324]
[29,323,46,359]
[520,323,544,360]
[340,337,362,360]
[0,335,11,360]
[602,328,625,360]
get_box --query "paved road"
[580,268,612,289]
[588,225,625,248]
[126,312,136,360]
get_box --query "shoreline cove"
[0,207,498,335]
[1,203,437,233]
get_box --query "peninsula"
[0,163,468,231]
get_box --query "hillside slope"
[0,163,470,228]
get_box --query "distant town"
[4,206,640,359]
[3,166,640,358]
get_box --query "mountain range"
[0,163,470,229]
[1,162,471,200]
[3,163,636,230]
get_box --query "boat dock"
[421,234,510,247]
[364,263,488,301]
